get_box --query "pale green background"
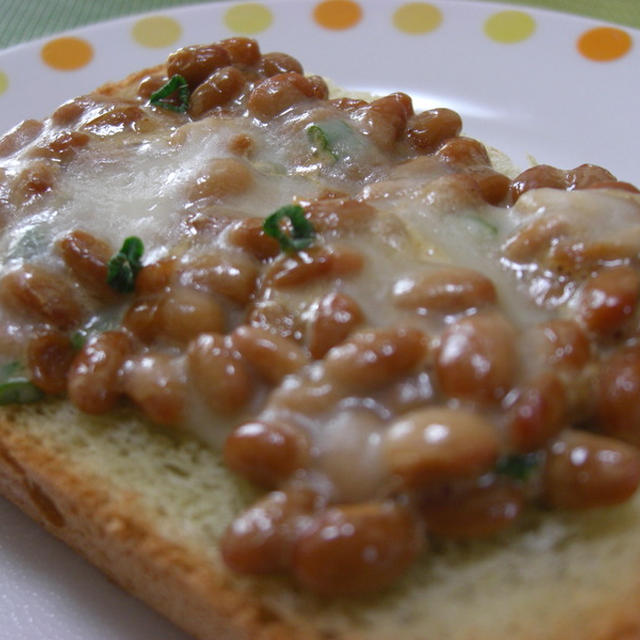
[0,0,638,49]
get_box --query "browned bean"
[354,93,412,152]
[135,257,176,295]
[324,326,428,391]
[124,353,186,426]
[578,266,640,336]
[51,99,87,127]
[566,164,616,190]
[167,44,231,89]
[0,119,43,157]
[305,75,329,100]
[436,312,517,404]
[292,502,423,596]
[406,108,462,153]
[224,420,310,488]
[220,37,261,65]
[543,430,640,509]
[227,133,255,157]
[258,52,303,76]
[30,130,90,161]
[58,229,114,299]
[247,72,316,121]
[226,217,280,261]
[420,173,484,211]
[0,265,82,330]
[27,331,75,395]
[307,292,364,359]
[527,319,590,370]
[180,252,258,304]
[505,373,566,452]
[188,66,246,117]
[421,479,523,538]
[189,157,253,201]
[304,197,376,233]
[383,407,500,488]
[330,97,368,112]
[509,164,565,203]
[10,160,58,205]
[159,287,225,343]
[221,487,321,574]
[393,267,496,314]
[137,74,167,99]
[598,346,640,446]
[502,215,571,264]
[67,331,131,413]
[187,333,251,414]
[247,300,303,342]
[122,297,161,344]
[82,106,153,135]
[466,166,512,205]
[232,325,309,384]
[265,245,364,288]
[586,180,640,194]
[435,137,490,167]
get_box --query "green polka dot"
[224,3,273,35]
[393,3,442,35]
[132,15,182,48]
[0,71,8,96]
[484,10,536,44]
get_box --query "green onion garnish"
[0,361,44,406]
[0,380,44,405]
[495,453,540,481]
[106,236,144,293]
[306,120,355,162]
[465,215,499,236]
[263,204,315,253]
[149,75,190,113]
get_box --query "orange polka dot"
[41,37,93,71]
[577,26,632,62]
[313,0,362,30]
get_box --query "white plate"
[0,1,638,638]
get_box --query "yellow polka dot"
[41,37,93,71]
[224,3,273,35]
[0,71,8,96]
[577,26,632,62]
[313,0,362,30]
[393,3,442,34]
[484,10,536,44]
[132,15,182,48]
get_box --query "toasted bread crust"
[2,402,640,640]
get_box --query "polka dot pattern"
[2,1,633,93]
[224,3,273,34]
[484,10,536,44]
[313,0,362,30]
[41,36,93,71]
[393,3,442,35]
[131,15,182,48]
[577,27,632,61]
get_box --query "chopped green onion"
[70,330,87,350]
[306,119,357,162]
[465,215,499,236]
[0,361,44,405]
[0,380,44,405]
[107,236,144,293]
[263,205,315,253]
[149,75,190,113]
[495,453,540,481]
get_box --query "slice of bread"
[2,44,640,640]
[2,400,640,640]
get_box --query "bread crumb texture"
[1,401,640,640]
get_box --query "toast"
[1,37,640,640]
